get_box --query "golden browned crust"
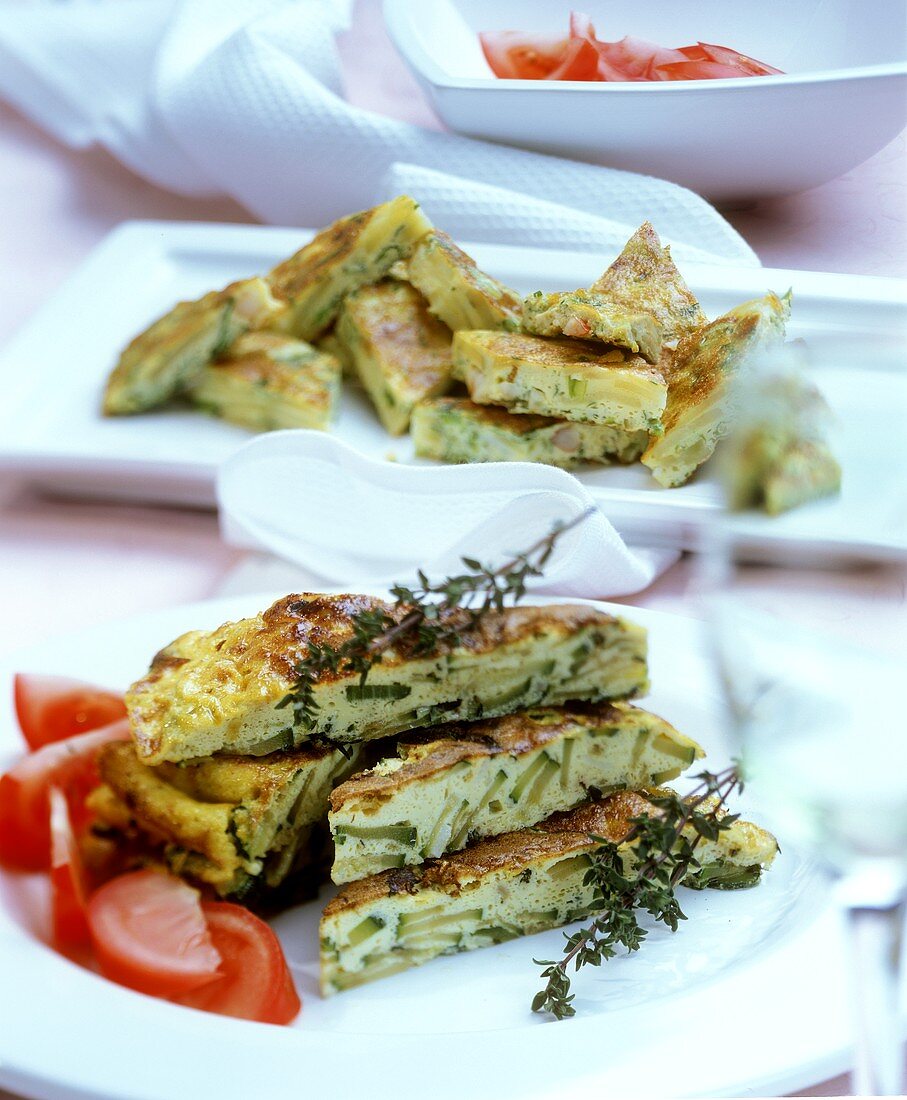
[126,596,623,761]
[591,222,706,343]
[269,209,372,302]
[470,331,664,384]
[322,788,655,916]
[658,292,790,436]
[329,702,636,810]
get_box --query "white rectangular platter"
[0,220,904,562]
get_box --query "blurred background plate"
[384,0,907,202]
[0,220,904,563]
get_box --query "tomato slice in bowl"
[697,42,783,76]
[0,720,131,871]
[87,869,222,998]
[49,785,91,952]
[479,30,568,79]
[173,902,301,1025]
[15,674,126,751]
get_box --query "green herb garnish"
[532,765,744,1020]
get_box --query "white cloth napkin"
[217,431,679,598]
[0,0,759,265]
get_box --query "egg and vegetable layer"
[88,739,362,900]
[125,594,649,765]
[320,787,778,995]
[411,396,647,468]
[328,701,701,883]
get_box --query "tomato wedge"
[88,869,221,997]
[479,30,568,80]
[15,674,126,751]
[174,902,301,1025]
[546,36,600,81]
[0,720,130,871]
[697,41,783,76]
[49,785,91,952]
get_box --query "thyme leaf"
[533,765,744,1020]
[277,509,595,736]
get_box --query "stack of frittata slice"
[102,197,840,510]
[87,591,777,997]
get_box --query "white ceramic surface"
[383,0,907,201]
[0,220,904,563]
[0,591,854,1100]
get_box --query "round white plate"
[0,593,852,1099]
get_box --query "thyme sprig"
[276,509,595,733]
[532,765,743,1020]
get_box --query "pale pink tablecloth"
[0,3,905,1096]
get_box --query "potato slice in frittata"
[188,331,341,433]
[329,702,702,883]
[125,593,649,765]
[337,280,453,434]
[267,195,432,341]
[103,277,283,415]
[642,291,791,488]
[411,396,647,469]
[407,229,522,332]
[522,289,662,363]
[452,330,668,433]
[320,788,778,994]
[89,739,362,900]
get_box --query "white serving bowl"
[384,0,907,202]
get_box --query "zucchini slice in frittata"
[267,195,432,341]
[407,229,522,332]
[88,739,362,900]
[125,593,649,765]
[103,277,284,415]
[411,396,647,468]
[337,280,453,434]
[329,702,702,883]
[641,291,791,488]
[320,788,778,994]
[452,330,668,433]
[188,331,342,433]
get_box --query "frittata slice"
[642,292,791,488]
[452,330,668,433]
[267,195,432,341]
[407,229,522,332]
[329,702,702,883]
[336,280,453,434]
[320,788,778,994]
[520,223,704,362]
[188,331,341,432]
[722,369,841,515]
[103,277,284,415]
[88,739,362,900]
[411,396,647,468]
[589,221,707,344]
[522,289,662,363]
[126,594,649,765]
